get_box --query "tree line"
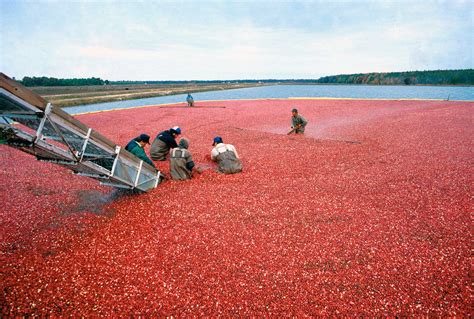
[20,76,109,87]
[315,69,474,85]
[19,69,473,86]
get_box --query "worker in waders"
[186,94,194,107]
[124,133,156,169]
[170,138,195,180]
[210,136,243,174]
[150,126,181,161]
[290,108,308,134]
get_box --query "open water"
[66,84,473,114]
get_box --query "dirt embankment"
[33,83,267,107]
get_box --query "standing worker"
[170,137,195,180]
[211,136,243,174]
[186,93,194,107]
[124,133,156,169]
[150,126,181,161]
[290,108,308,134]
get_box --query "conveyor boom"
[0,73,161,192]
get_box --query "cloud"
[76,46,158,60]
[1,0,472,79]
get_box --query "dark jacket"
[125,139,155,168]
[157,130,178,148]
[150,130,178,161]
[125,138,139,152]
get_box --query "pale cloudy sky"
[1,0,472,80]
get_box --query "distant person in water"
[124,133,156,168]
[150,126,181,161]
[170,137,195,180]
[211,136,243,174]
[290,108,308,134]
[186,93,194,107]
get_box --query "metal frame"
[74,172,109,179]
[155,171,161,188]
[110,146,121,176]
[0,76,162,192]
[134,161,143,187]
[79,128,92,160]
[34,103,52,142]
[0,88,40,114]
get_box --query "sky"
[0,0,472,80]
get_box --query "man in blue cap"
[150,126,181,161]
[124,133,156,168]
[210,136,242,174]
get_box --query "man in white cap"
[150,126,181,161]
[210,136,242,174]
[170,137,195,180]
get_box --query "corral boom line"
[71,97,474,116]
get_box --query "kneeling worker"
[150,126,181,161]
[291,108,308,134]
[211,136,243,174]
[170,138,195,180]
[125,134,156,169]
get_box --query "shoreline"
[71,97,474,116]
[38,83,270,108]
[37,82,474,108]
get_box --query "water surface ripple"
[67,84,473,114]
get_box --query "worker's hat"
[213,136,223,146]
[139,133,150,144]
[170,126,182,135]
[179,137,190,149]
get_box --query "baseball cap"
[213,136,223,145]
[139,133,150,144]
[171,126,181,135]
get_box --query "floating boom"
[0,73,161,192]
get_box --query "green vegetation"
[315,69,474,86]
[21,76,109,86]
[18,69,473,88]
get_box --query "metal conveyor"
[0,73,161,192]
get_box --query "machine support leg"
[34,103,52,142]
[110,146,121,176]
[79,128,92,161]
[134,161,143,187]
[155,171,161,188]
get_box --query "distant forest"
[315,69,474,85]
[21,76,109,86]
[19,69,473,86]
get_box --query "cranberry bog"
[1,98,472,316]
